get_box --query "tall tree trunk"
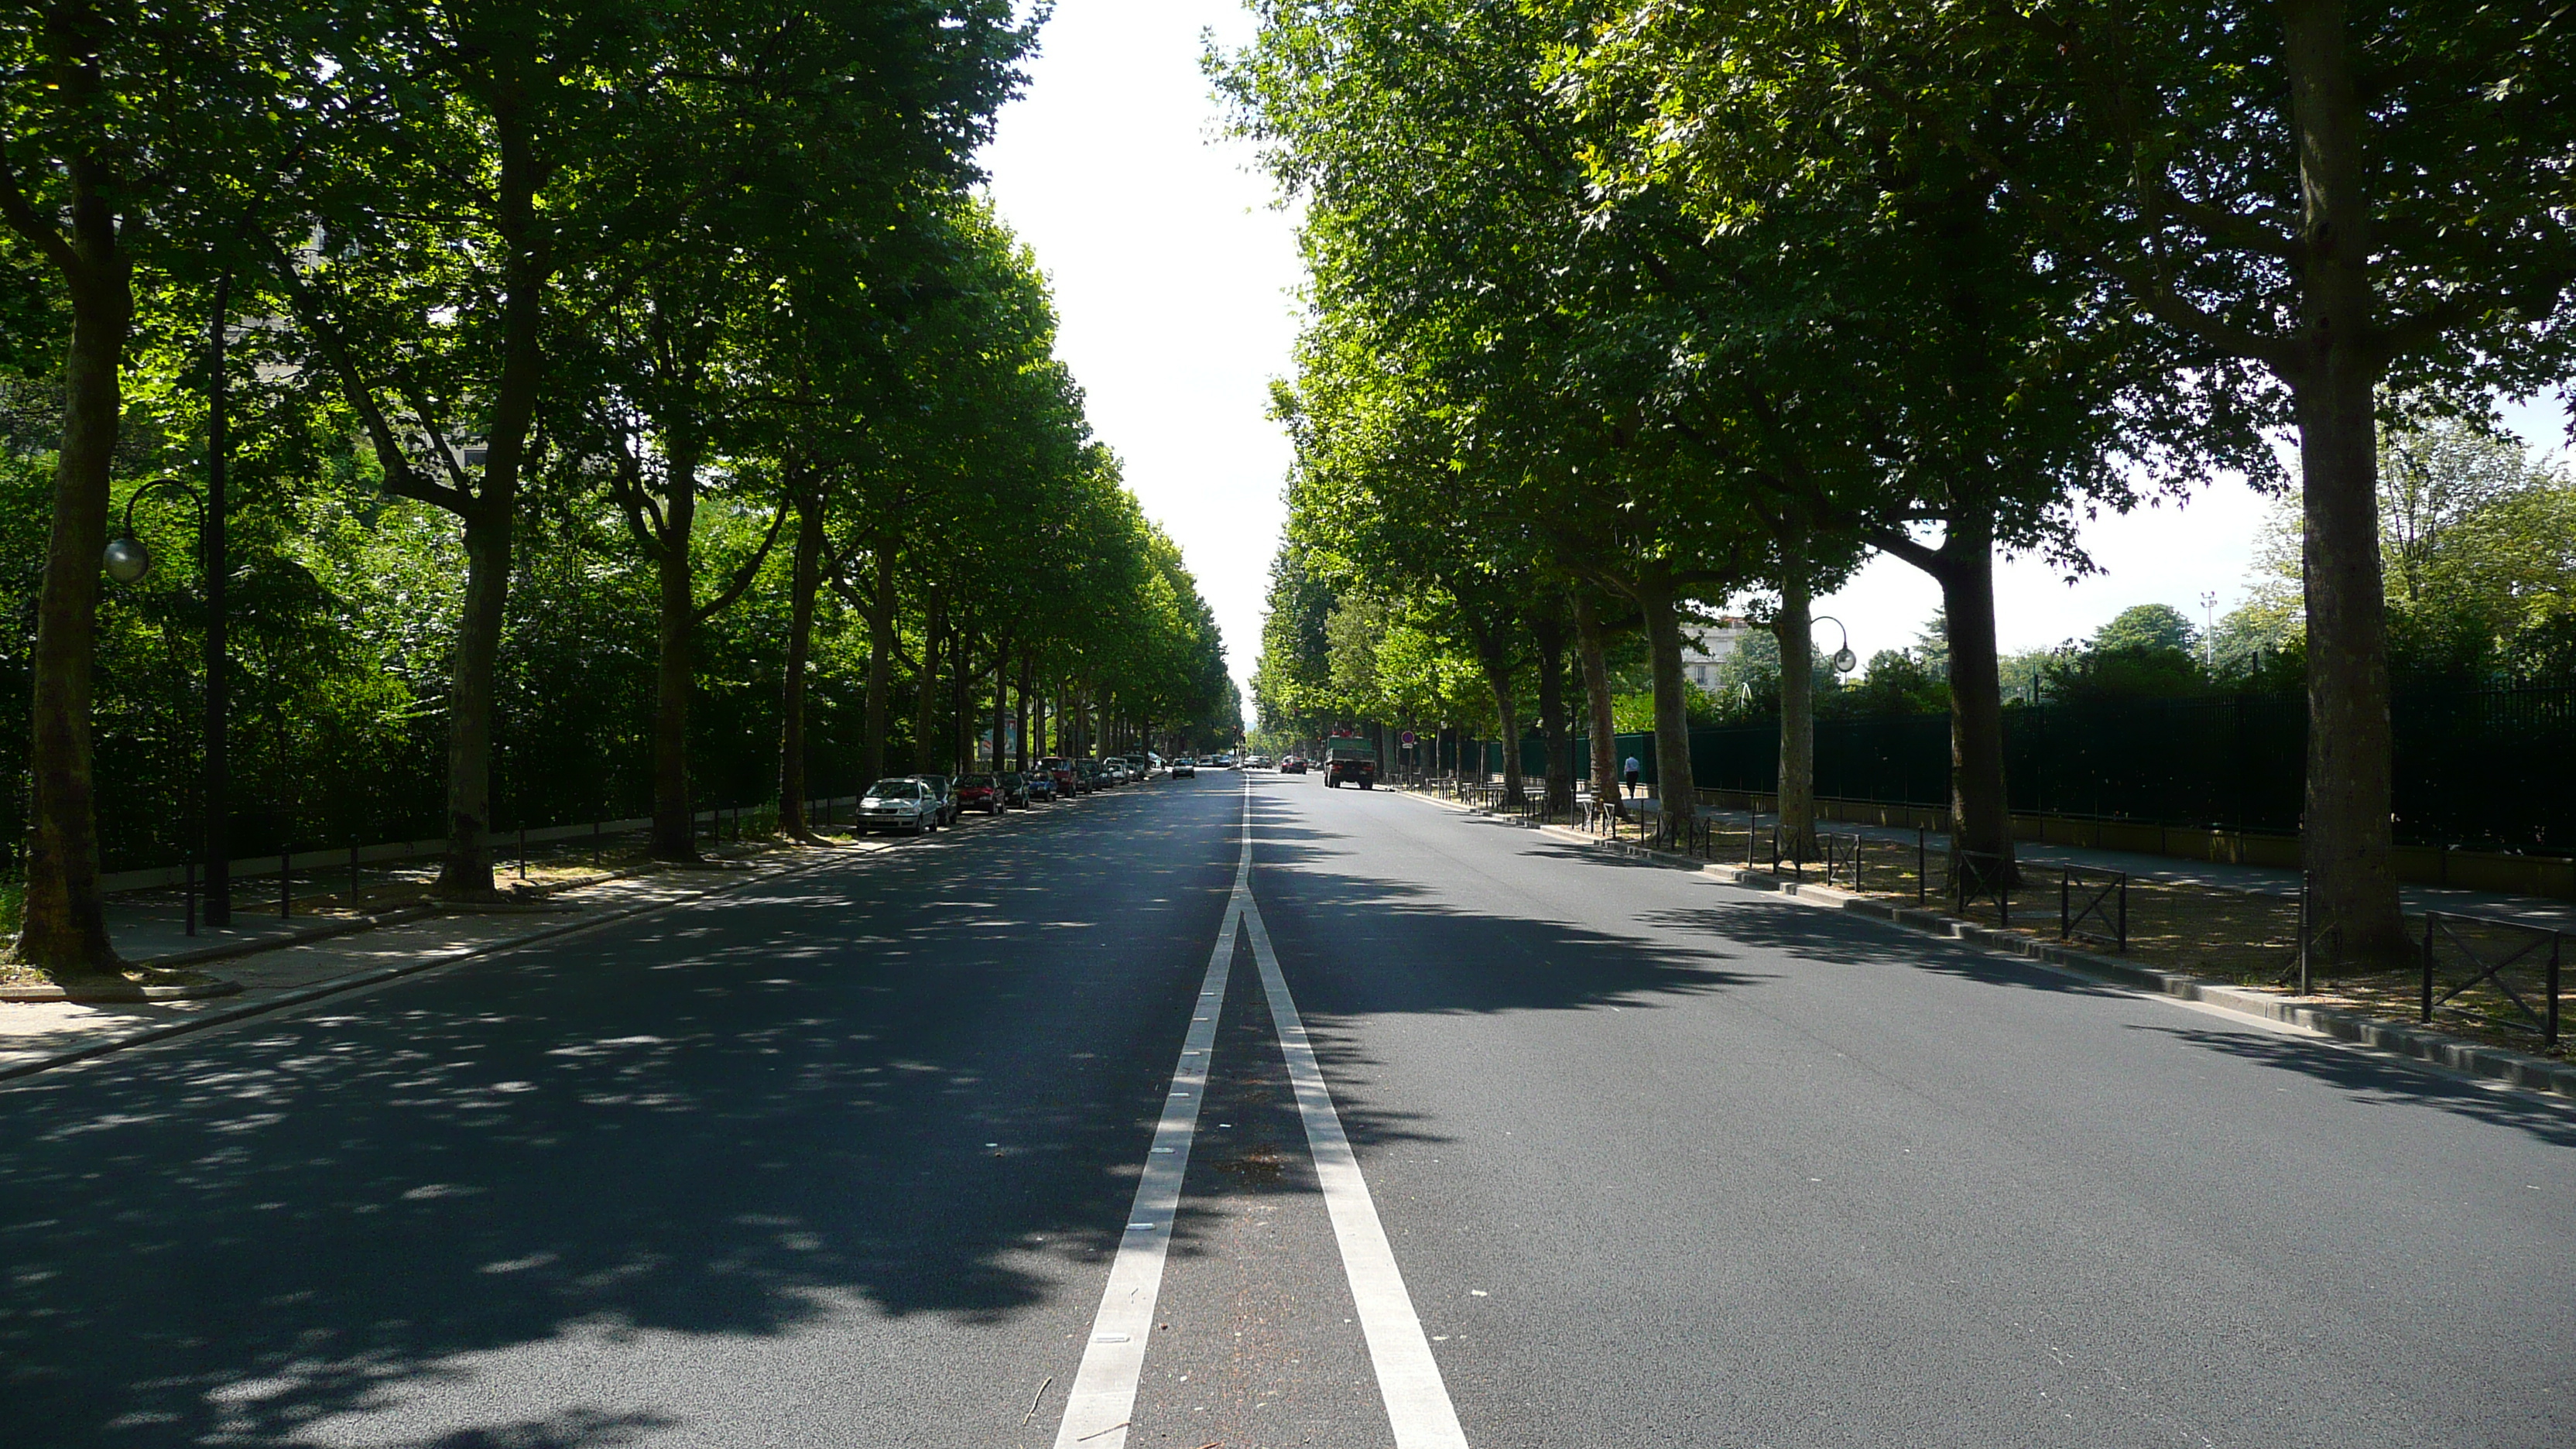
[1016,646,1033,772]
[1776,567,1817,860]
[862,537,895,785]
[1572,591,1624,816]
[1534,615,1574,814]
[988,637,1009,772]
[2282,0,2406,964]
[6,199,132,977]
[1630,566,1697,849]
[647,433,702,862]
[1935,522,2013,878]
[201,271,233,929]
[913,596,944,772]
[950,627,972,774]
[777,472,824,842]
[436,64,545,898]
[438,504,514,892]
[1471,621,1526,807]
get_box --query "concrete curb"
[0,840,894,1084]
[1414,791,2576,1101]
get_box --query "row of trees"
[1230,0,2573,966]
[2,2,1235,985]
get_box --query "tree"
[2091,605,2199,659]
[0,1,316,978]
[1595,0,2576,958]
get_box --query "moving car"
[856,778,938,835]
[1323,740,1379,789]
[1280,755,1307,775]
[954,773,1003,814]
[1170,757,1196,778]
[1214,753,1237,769]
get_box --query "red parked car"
[954,773,1004,814]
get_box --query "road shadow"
[0,788,1245,1447]
[2122,1021,2576,1148]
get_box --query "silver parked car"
[857,778,937,836]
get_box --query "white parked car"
[857,778,938,836]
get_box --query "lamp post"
[2199,590,2218,674]
[1811,615,1860,677]
[101,474,228,928]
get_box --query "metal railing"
[1950,849,2013,927]
[1821,832,1865,890]
[2420,911,2564,1046]
[2057,865,2129,952]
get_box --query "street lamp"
[1812,615,1859,676]
[101,477,229,929]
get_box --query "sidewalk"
[1434,783,2573,1095]
[0,835,895,1079]
[1600,789,2576,933]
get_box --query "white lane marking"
[1238,815,1473,1447]
[1050,785,1257,1449]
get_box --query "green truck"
[1323,738,1379,790]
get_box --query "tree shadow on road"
[0,796,1255,1447]
[2122,1021,2576,1148]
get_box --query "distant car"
[1280,755,1307,774]
[955,773,1003,814]
[910,775,960,824]
[1023,769,1057,803]
[1170,758,1196,778]
[857,778,937,835]
[999,770,1033,807]
[1040,756,1077,796]
[1214,753,1237,769]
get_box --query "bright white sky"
[979,3,2574,687]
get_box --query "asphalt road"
[3,772,2571,1448]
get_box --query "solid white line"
[1238,809,1472,1447]
[1053,776,1470,1448]
[1050,784,1255,1449]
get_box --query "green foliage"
[2091,605,2200,659]
[0,3,1235,876]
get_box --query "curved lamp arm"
[1811,615,1858,675]
[101,478,207,584]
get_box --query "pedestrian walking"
[1622,754,1642,800]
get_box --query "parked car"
[1170,757,1197,778]
[910,775,960,824]
[1280,755,1307,775]
[954,773,1003,814]
[856,777,938,835]
[1039,756,1077,796]
[999,770,1033,807]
